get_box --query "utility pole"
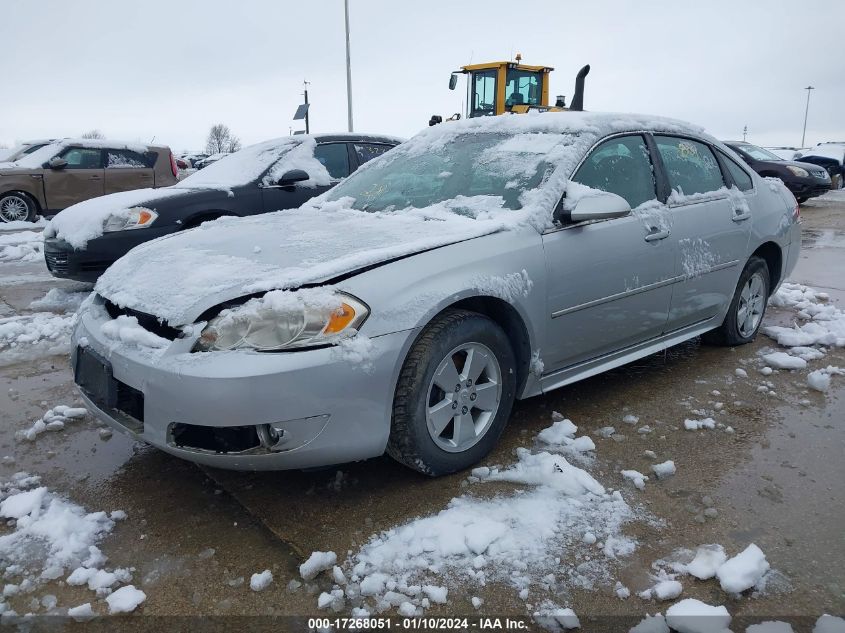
[344,0,354,132]
[303,80,310,134]
[801,85,814,148]
[742,125,747,142]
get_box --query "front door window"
[470,70,497,118]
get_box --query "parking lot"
[0,192,842,627]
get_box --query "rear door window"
[314,143,350,179]
[718,151,754,191]
[654,136,725,196]
[106,149,151,169]
[572,134,658,209]
[353,143,393,166]
[60,148,103,169]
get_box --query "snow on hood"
[96,111,707,325]
[95,201,510,325]
[46,137,333,249]
[45,187,197,249]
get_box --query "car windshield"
[175,139,300,189]
[325,132,569,213]
[738,143,783,162]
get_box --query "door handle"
[732,211,751,222]
[644,228,670,242]
[89,175,102,180]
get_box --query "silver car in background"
[71,112,801,476]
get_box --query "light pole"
[344,0,354,132]
[743,125,747,142]
[801,85,814,147]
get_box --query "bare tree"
[81,129,105,139]
[205,124,241,154]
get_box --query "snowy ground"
[0,192,843,626]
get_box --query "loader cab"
[454,60,553,118]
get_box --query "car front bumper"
[72,296,415,470]
[44,227,176,282]
[782,175,831,200]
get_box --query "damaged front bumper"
[72,295,414,470]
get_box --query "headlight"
[195,290,369,352]
[103,207,158,232]
[785,165,809,178]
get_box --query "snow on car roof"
[11,138,153,168]
[797,143,845,163]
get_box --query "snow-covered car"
[43,134,402,281]
[71,112,801,476]
[794,143,845,189]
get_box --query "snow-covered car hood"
[95,202,510,325]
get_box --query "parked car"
[724,141,831,203]
[44,134,402,281]
[174,157,189,170]
[182,153,208,168]
[71,112,800,475]
[194,153,228,169]
[0,139,178,223]
[794,143,845,189]
[0,139,59,163]
[765,147,803,161]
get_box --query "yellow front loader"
[429,55,590,125]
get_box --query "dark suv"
[44,134,402,282]
[724,141,831,203]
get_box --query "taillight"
[169,153,178,178]
[792,195,800,221]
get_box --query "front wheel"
[702,256,770,346]
[387,309,516,476]
[0,192,37,223]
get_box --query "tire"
[387,309,517,476]
[702,256,770,347]
[0,192,37,223]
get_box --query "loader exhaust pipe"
[569,64,590,112]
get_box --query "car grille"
[45,251,69,273]
[103,298,181,340]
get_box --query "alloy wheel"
[0,196,29,223]
[737,271,766,338]
[425,342,502,453]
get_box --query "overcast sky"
[2,0,842,153]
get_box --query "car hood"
[95,204,509,325]
[47,185,235,248]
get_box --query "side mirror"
[277,169,309,186]
[565,191,631,223]
[448,74,458,91]
[47,157,68,170]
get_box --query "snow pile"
[621,470,648,490]
[747,622,795,633]
[684,418,716,431]
[536,413,595,454]
[765,283,845,348]
[0,473,127,600]
[715,544,770,594]
[0,230,43,263]
[15,404,86,441]
[665,598,730,633]
[30,287,90,313]
[651,461,676,479]
[814,615,845,633]
[0,311,77,366]
[638,576,683,601]
[320,417,637,614]
[807,366,843,392]
[100,315,169,349]
[105,585,146,614]
[760,351,807,370]
[250,569,273,591]
[682,545,727,580]
[533,601,580,630]
[0,217,47,232]
[300,551,337,581]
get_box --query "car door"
[260,142,352,212]
[542,133,676,371]
[103,148,155,194]
[41,147,105,210]
[653,135,752,331]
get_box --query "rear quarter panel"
[749,174,800,286]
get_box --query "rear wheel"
[387,309,516,476]
[0,192,37,223]
[702,256,770,346]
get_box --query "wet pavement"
[0,192,843,626]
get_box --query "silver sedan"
[71,112,801,476]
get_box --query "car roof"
[311,133,406,145]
